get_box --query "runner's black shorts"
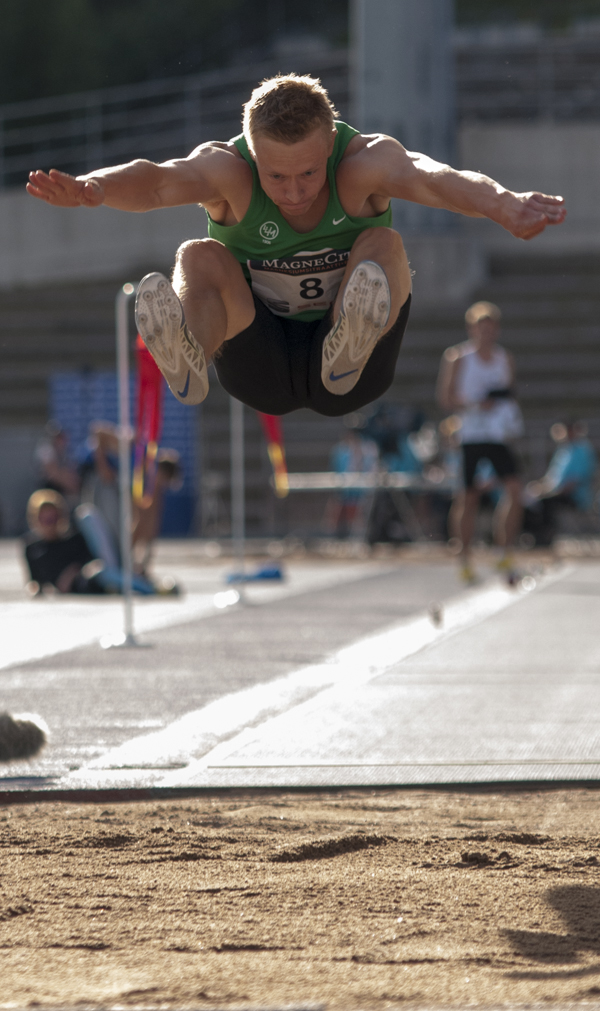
[213,292,411,417]
[462,442,520,489]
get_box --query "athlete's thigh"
[212,295,300,414]
[305,293,411,418]
[174,238,255,341]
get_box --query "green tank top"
[206,121,393,321]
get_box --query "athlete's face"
[251,127,335,217]
[468,317,500,350]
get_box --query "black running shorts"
[462,442,520,489]
[213,293,411,417]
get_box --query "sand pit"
[2,788,600,1008]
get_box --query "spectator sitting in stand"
[79,423,180,594]
[24,489,105,596]
[364,404,423,466]
[24,490,160,596]
[79,421,121,554]
[326,422,378,538]
[524,421,597,544]
[34,421,80,507]
[363,403,430,544]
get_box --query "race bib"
[247,247,350,316]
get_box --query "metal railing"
[0,50,349,189]
[456,31,600,122]
[3,31,600,190]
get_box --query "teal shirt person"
[546,438,597,510]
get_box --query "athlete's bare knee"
[176,238,226,271]
[175,238,236,290]
[176,238,202,262]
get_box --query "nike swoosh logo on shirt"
[329,368,359,382]
[333,215,347,226]
[177,371,191,398]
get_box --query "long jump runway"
[1,555,598,794]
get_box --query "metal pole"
[230,396,245,572]
[116,283,136,643]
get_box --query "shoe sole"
[321,260,391,396]
[135,273,209,405]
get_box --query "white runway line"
[0,561,388,671]
[0,595,216,671]
[67,567,569,787]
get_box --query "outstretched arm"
[363,136,566,240]
[26,143,231,212]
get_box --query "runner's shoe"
[496,554,520,586]
[459,564,479,586]
[321,260,391,396]
[135,273,209,405]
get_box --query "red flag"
[257,412,288,498]
[133,335,164,506]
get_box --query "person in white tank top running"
[437,301,524,583]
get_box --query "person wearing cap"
[436,301,524,583]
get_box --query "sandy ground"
[2,789,600,1009]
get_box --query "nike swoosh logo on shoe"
[177,371,191,398]
[329,368,359,382]
[333,215,347,226]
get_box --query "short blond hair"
[27,489,70,536]
[243,73,338,149]
[465,301,502,326]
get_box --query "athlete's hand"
[502,191,566,240]
[26,168,105,207]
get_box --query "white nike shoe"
[135,273,209,405]
[321,260,391,396]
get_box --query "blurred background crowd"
[24,419,181,596]
[2,0,600,571]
